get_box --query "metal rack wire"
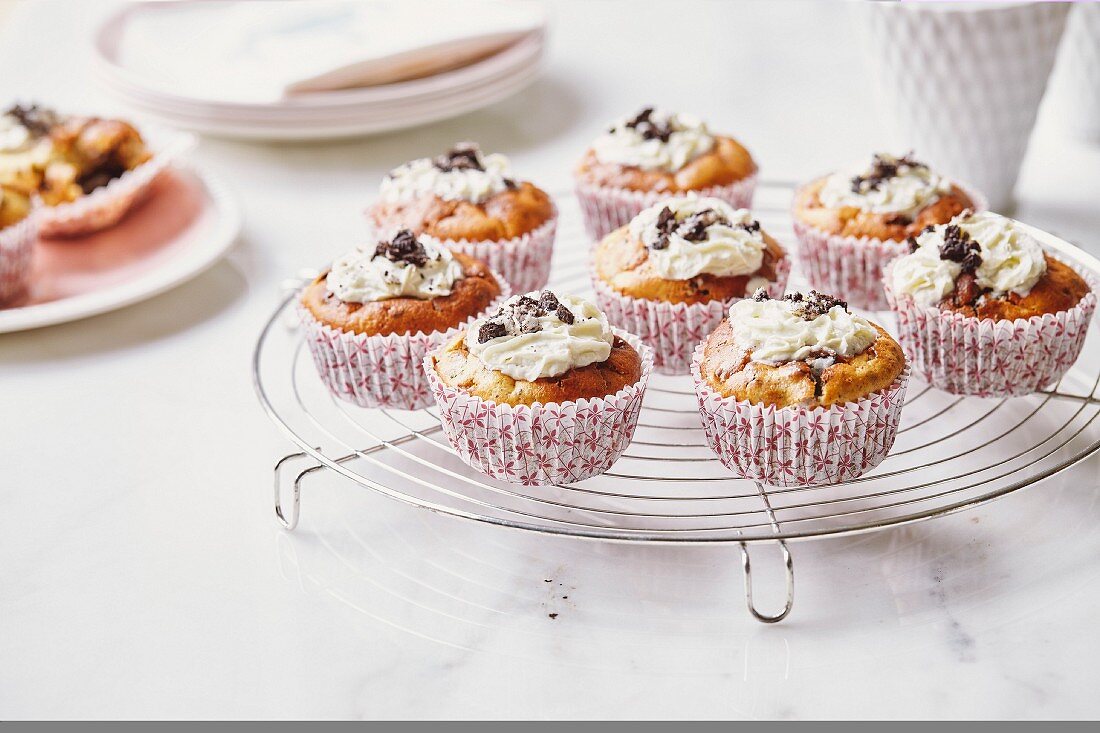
[254,181,1100,622]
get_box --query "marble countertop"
[3,0,1100,720]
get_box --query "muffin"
[792,152,984,310]
[0,182,36,305]
[592,195,790,374]
[300,229,508,409]
[885,210,1096,396]
[426,290,654,485]
[693,289,910,486]
[0,103,190,238]
[574,106,757,239]
[366,143,557,293]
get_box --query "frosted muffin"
[592,196,790,374]
[367,143,557,293]
[886,211,1096,396]
[426,290,654,485]
[693,289,910,486]
[300,229,507,409]
[0,103,187,237]
[0,182,36,305]
[574,106,757,239]
[792,152,983,310]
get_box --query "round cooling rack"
[254,181,1100,622]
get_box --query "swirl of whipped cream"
[466,291,614,381]
[728,294,878,363]
[326,232,464,303]
[591,107,715,173]
[0,114,32,153]
[890,211,1047,307]
[630,196,765,280]
[817,153,952,217]
[379,143,513,204]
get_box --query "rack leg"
[273,451,324,531]
[739,540,795,623]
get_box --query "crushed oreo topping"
[774,290,848,320]
[647,206,751,251]
[476,290,577,343]
[938,224,982,275]
[751,287,772,302]
[906,236,920,253]
[849,152,926,194]
[618,106,673,143]
[430,142,516,189]
[3,103,61,138]
[373,229,429,267]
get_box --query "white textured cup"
[1046,3,1100,143]
[859,1,1069,210]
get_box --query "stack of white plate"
[92,1,547,141]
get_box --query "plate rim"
[0,166,242,334]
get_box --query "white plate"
[0,167,240,333]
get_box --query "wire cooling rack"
[254,181,1100,622]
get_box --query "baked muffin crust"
[0,183,32,228]
[593,223,786,305]
[699,319,906,408]
[368,181,553,241]
[431,332,642,406]
[793,175,974,241]
[300,251,502,336]
[939,254,1091,321]
[575,136,756,193]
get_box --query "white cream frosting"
[817,153,952,217]
[890,211,1047,308]
[326,236,464,303]
[0,113,51,175]
[630,196,765,281]
[0,114,32,153]
[591,107,715,173]
[466,292,614,381]
[728,297,878,363]
[380,146,513,204]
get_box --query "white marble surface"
[2,0,1100,721]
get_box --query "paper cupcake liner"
[37,130,196,238]
[301,275,511,410]
[425,330,655,486]
[691,344,911,487]
[791,182,988,311]
[591,256,792,375]
[0,215,37,305]
[574,173,757,241]
[369,206,558,296]
[884,261,1098,397]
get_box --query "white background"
[2,0,1100,720]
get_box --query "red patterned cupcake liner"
[425,331,655,486]
[692,344,911,487]
[37,130,195,239]
[369,207,558,295]
[884,260,1098,397]
[591,256,792,375]
[300,276,510,410]
[791,182,987,311]
[0,215,37,305]
[574,173,757,242]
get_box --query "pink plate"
[0,167,240,333]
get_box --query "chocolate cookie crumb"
[478,321,508,343]
[433,142,485,172]
[677,208,722,242]
[478,290,578,342]
[4,103,60,137]
[785,290,847,319]
[850,152,926,194]
[621,106,673,143]
[751,288,772,302]
[938,224,982,274]
[373,229,428,267]
[906,236,920,253]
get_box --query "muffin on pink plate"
[426,289,654,486]
[885,210,1097,396]
[0,103,192,238]
[792,152,984,310]
[592,195,790,374]
[299,229,509,410]
[366,143,557,294]
[574,106,757,240]
[0,182,36,305]
[693,289,910,487]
